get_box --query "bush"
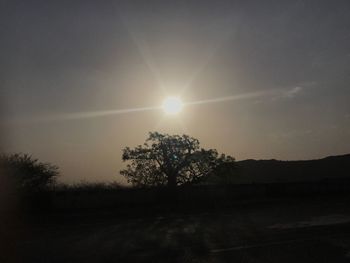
[0,153,59,192]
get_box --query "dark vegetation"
[121,132,235,188]
[2,133,350,262]
[0,153,59,192]
[1,132,350,212]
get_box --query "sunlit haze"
[162,97,183,115]
[1,1,350,184]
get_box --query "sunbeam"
[179,14,240,96]
[31,89,281,123]
[37,106,161,122]
[117,10,164,92]
[186,89,279,106]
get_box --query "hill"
[230,154,350,184]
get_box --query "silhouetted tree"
[120,132,235,188]
[0,153,59,191]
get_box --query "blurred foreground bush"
[0,153,59,192]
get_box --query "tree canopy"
[120,132,235,188]
[0,153,59,191]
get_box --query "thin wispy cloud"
[269,86,305,101]
[285,86,303,98]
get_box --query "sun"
[162,97,183,115]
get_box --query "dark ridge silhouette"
[231,154,350,184]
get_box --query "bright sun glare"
[162,97,183,115]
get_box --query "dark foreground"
[6,196,350,262]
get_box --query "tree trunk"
[167,173,178,204]
[167,173,177,189]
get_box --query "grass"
[10,195,350,262]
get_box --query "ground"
[12,196,350,262]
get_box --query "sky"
[1,0,350,184]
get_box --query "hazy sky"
[1,0,350,183]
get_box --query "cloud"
[270,86,304,101]
[281,80,316,99]
[284,86,303,98]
